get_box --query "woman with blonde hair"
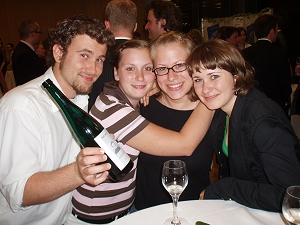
[135,31,214,210]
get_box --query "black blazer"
[88,39,129,111]
[12,41,47,86]
[242,40,291,111]
[205,88,300,212]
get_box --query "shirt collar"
[20,40,35,51]
[257,38,272,43]
[115,37,131,40]
[43,68,89,113]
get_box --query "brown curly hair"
[46,15,115,67]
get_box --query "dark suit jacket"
[12,41,47,86]
[205,88,300,212]
[242,40,291,112]
[88,39,129,111]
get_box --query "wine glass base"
[163,217,189,225]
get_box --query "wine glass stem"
[172,196,180,224]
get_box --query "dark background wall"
[0,0,299,73]
[0,0,147,47]
[175,0,300,77]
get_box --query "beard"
[59,55,95,95]
[72,79,93,95]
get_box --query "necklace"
[160,96,198,110]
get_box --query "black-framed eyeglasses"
[31,31,42,34]
[153,63,187,76]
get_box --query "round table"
[110,200,288,225]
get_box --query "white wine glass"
[162,160,188,225]
[282,186,300,224]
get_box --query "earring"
[234,89,240,95]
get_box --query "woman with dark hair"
[219,26,239,48]
[186,39,300,212]
[237,27,251,51]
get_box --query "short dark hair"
[219,26,239,41]
[18,19,39,39]
[105,0,137,33]
[186,39,254,96]
[254,14,277,39]
[46,15,115,67]
[149,0,182,32]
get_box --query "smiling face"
[53,34,107,98]
[114,47,155,107]
[145,9,166,41]
[192,65,237,115]
[154,43,193,103]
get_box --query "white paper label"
[94,129,130,170]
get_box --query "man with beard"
[0,15,115,225]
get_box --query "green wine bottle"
[42,78,133,182]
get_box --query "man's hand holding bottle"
[76,147,111,186]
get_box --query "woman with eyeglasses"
[134,31,214,210]
[70,39,213,224]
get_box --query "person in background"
[34,42,48,70]
[5,43,14,72]
[69,39,213,224]
[0,15,115,225]
[35,42,46,58]
[43,20,62,55]
[0,46,8,96]
[211,26,227,40]
[0,71,8,97]
[12,19,47,86]
[0,38,6,69]
[134,31,214,210]
[88,0,137,110]
[219,26,239,48]
[145,0,182,41]
[237,27,251,51]
[187,28,204,45]
[187,39,300,212]
[242,14,291,118]
[273,14,287,51]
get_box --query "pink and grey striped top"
[71,81,149,220]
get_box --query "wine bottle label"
[94,129,130,170]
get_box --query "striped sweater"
[72,81,149,220]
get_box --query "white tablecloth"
[110,200,287,225]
